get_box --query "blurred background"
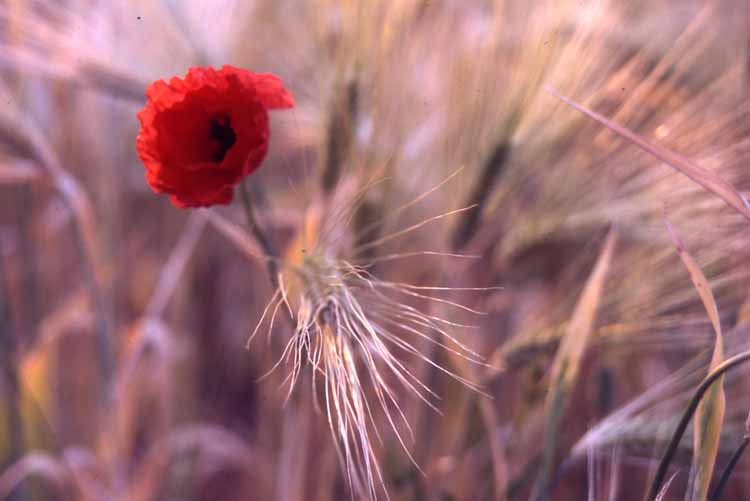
[0,0,749,499]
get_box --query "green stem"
[239,181,280,289]
[709,435,750,501]
[646,350,750,501]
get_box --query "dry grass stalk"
[531,229,617,501]
[547,88,750,221]
[666,221,725,501]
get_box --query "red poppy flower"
[136,65,294,208]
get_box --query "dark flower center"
[209,115,237,162]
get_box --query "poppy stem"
[239,180,280,288]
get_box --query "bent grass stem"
[646,350,750,501]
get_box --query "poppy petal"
[135,65,294,208]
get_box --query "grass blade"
[205,210,263,261]
[531,229,617,501]
[655,470,681,501]
[546,87,750,222]
[709,435,749,501]
[646,351,750,501]
[665,221,725,501]
[0,160,39,184]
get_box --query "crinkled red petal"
[135,65,293,208]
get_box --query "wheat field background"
[0,0,749,500]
